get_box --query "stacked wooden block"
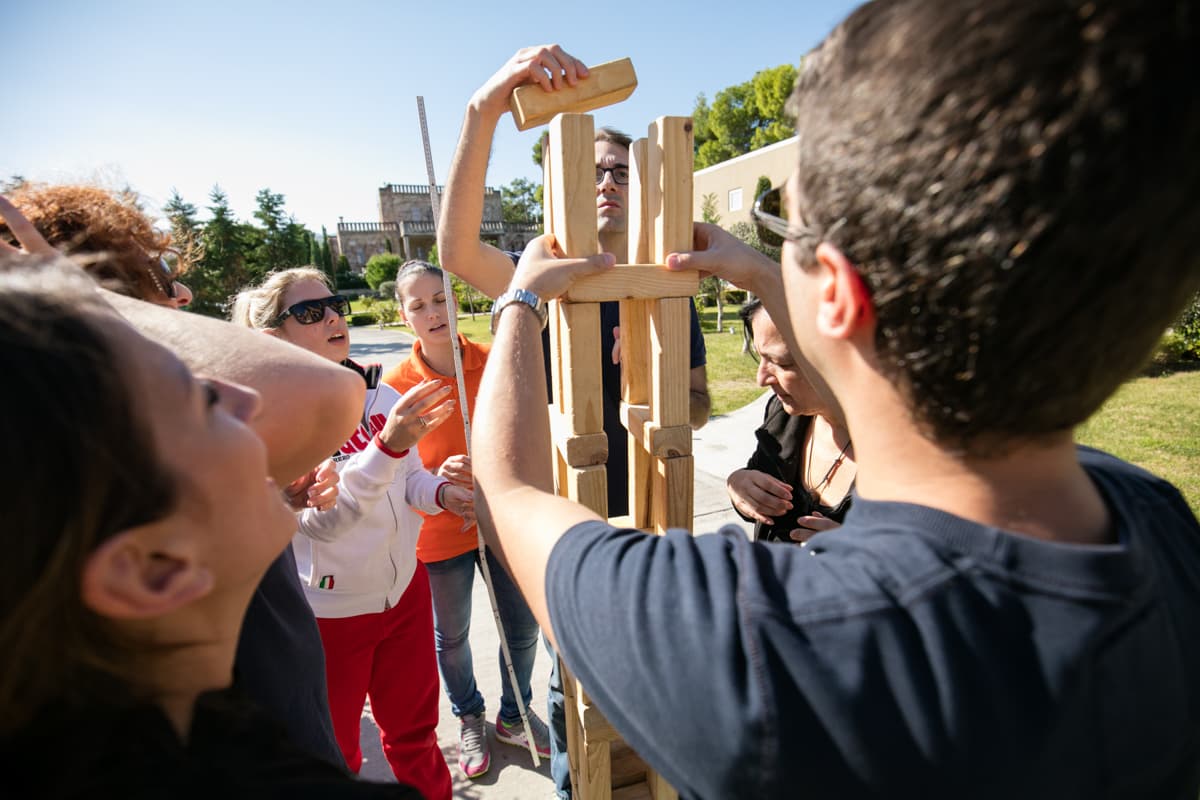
[541,111,698,800]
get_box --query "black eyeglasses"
[595,164,630,186]
[752,186,818,248]
[274,294,351,326]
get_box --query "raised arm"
[473,235,613,642]
[438,45,588,299]
[107,293,363,485]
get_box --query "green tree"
[697,192,728,330]
[364,252,402,290]
[501,177,542,223]
[692,63,798,169]
[754,175,773,205]
[249,188,307,277]
[182,185,250,316]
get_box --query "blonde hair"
[230,267,331,330]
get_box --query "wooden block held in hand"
[511,58,638,131]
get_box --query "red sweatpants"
[316,562,451,800]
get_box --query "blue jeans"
[425,547,539,724]
[547,640,571,798]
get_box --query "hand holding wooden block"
[510,58,638,131]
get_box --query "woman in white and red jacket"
[233,268,471,800]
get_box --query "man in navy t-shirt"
[438,48,710,794]
[472,4,1200,798]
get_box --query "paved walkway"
[347,325,767,795]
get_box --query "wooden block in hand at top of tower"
[510,58,638,131]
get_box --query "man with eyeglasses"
[471,2,1200,798]
[437,45,710,793]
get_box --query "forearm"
[438,102,516,299]
[473,302,599,639]
[108,292,364,483]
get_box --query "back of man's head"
[791,0,1200,454]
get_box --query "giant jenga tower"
[512,59,697,800]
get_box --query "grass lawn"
[376,298,1200,515]
[1077,368,1200,516]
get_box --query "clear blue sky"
[7,0,860,235]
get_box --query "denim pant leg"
[425,550,486,719]
[546,637,571,798]
[483,546,540,724]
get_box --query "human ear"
[80,527,214,620]
[813,242,875,340]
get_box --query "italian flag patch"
[318,575,335,590]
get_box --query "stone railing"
[337,222,400,233]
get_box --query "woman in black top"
[727,300,856,543]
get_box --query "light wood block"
[563,265,699,303]
[648,771,678,800]
[558,301,604,435]
[649,297,689,428]
[628,429,652,529]
[613,784,653,800]
[620,403,692,458]
[543,136,556,238]
[647,117,694,262]
[620,297,651,405]
[551,406,608,466]
[651,454,693,534]
[610,742,648,789]
[566,463,608,517]
[627,138,649,264]
[549,114,599,257]
[580,738,613,800]
[511,57,638,131]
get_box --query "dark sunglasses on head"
[146,255,177,300]
[596,164,630,186]
[274,294,351,326]
[752,186,818,248]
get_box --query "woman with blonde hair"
[233,267,470,799]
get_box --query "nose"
[756,359,773,388]
[214,379,263,424]
[323,305,341,324]
[172,281,193,308]
[597,168,619,193]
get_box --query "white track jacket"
[292,365,446,618]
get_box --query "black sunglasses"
[274,294,351,326]
[596,164,630,186]
[752,186,818,248]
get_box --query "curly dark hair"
[0,184,178,303]
[789,0,1200,454]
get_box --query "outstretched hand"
[472,45,590,119]
[727,468,794,525]
[379,379,456,453]
[437,454,473,488]
[789,512,842,542]
[440,483,476,529]
[284,458,340,512]
[666,222,779,293]
[512,234,615,301]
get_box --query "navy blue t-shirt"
[546,448,1200,799]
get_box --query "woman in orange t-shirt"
[382,261,549,780]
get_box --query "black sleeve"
[687,298,707,368]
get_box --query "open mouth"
[429,322,447,333]
[329,332,346,344]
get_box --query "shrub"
[364,253,402,290]
[359,295,376,309]
[378,280,397,300]
[335,270,368,290]
[373,301,399,326]
[1174,291,1200,360]
[349,312,375,327]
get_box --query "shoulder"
[381,358,420,391]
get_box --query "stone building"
[332,183,540,272]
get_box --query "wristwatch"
[490,287,549,334]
